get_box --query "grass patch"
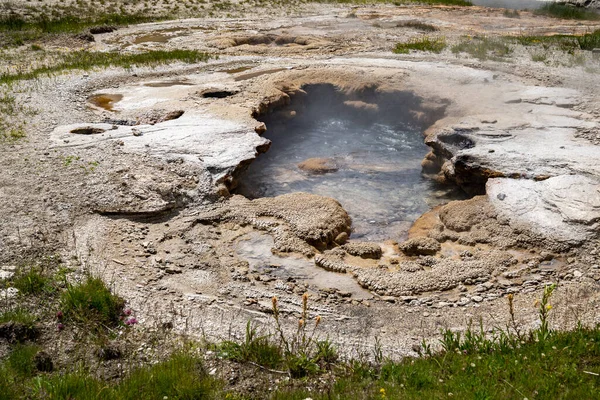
[272,324,600,399]
[393,36,447,54]
[217,321,283,369]
[60,276,125,328]
[503,9,520,18]
[0,308,37,327]
[396,20,439,31]
[7,345,39,377]
[510,30,600,52]
[451,36,512,61]
[0,49,211,85]
[0,13,168,48]
[535,3,600,20]
[11,267,54,295]
[1,350,219,399]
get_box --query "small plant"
[502,9,520,18]
[7,345,39,377]
[60,275,125,328]
[11,267,53,295]
[452,36,513,61]
[535,3,600,21]
[393,36,447,54]
[272,294,324,377]
[531,51,548,62]
[217,320,282,369]
[0,308,37,327]
[535,283,556,342]
[396,20,438,32]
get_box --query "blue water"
[237,87,465,241]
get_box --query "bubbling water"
[237,85,465,241]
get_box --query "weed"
[535,3,600,21]
[60,275,125,328]
[531,51,548,62]
[393,36,447,54]
[536,283,556,342]
[272,294,324,377]
[452,36,512,61]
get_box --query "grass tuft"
[0,49,211,85]
[451,36,512,61]
[535,3,600,20]
[393,36,447,54]
[0,308,37,327]
[11,267,53,295]
[60,276,125,328]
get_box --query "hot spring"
[237,84,466,241]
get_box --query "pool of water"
[237,85,465,241]
[470,0,551,10]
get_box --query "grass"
[0,350,220,400]
[10,267,54,295]
[217,321,283,369]
[502,9,520,19]
[396,20,439,32]
[451,36,512,61]
[271,325,600,399]
[0,13,169,48]
[393,36,447,54]
[0,308,37,327]
[509,30,600,53]
[0,49,211,85]
[60,276,125,328]
[535,3,600,21]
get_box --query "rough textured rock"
[399,237,441,256]
[487,175,600,245]
[199,193,351,254]
[297,158,338,174]
[341,242,382,259]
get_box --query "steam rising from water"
[237,85,465,241]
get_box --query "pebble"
[471,295,483,303]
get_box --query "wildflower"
[380,388,386,399]
[546,304,552,311]
[470,363,476,367]
[56,311,63,320]
[125,317,138,325]
[57,323,65,331]
[448,393,454,397]
[123,308,132,316]
[298,319,304,328]
[315,315,321,327]
[272,296,278,308]
[541,353,546,358]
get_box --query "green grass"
[0,49,211,85]
[0,13,168,48]
[451,36,513,61]
[60,276,125,328]
[393,36,447,54]
[11,267,54,295]
[535,3,600,21]
[320,0,473,5]
[509,30,600,52]
[0,350,219,400]
[396,20,439,31]
[216,322,283,369]
[0,308,37,327]
[271,325,600,399]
